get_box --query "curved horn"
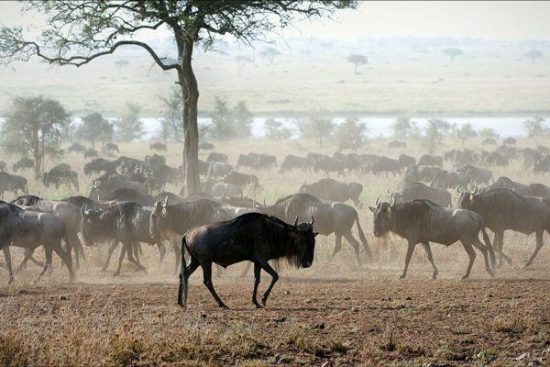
[293,216,299,226]
[253,199,257,209]
[375,195,381,206]
[389,193,395,206]
[163,196,168,207]
[473,184,478,194]
[456,186,462,194]
[263,199,266,208]
[310,216,314,226]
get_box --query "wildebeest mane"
[267,193,321,220]
[390,199,438,235]
[164,199,228,233]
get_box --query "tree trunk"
[179,39,200,195]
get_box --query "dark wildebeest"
[299,178,363,206]
[207,152,229,164]
[279,155,309,173]
[61,195,109,211]
[207,161,233,178]
[418,154,443,167]
[370,198,495,279]
[13,157,34,172]
[11,195,42,206]
[149,198,229,273]
[456,165,493,186]
[458,187,550,268]
[403,165,444,186]
[265,193,372,265]
[398,154,416,168]
[177,212,316,309]
[68,143,86,153]
[84,158,116,176]
[223,171,261,191]
[104,142,119,154]
[42,164,79,191]
[199,142,215,150]
[431,170,462,189]
[0,201,75,284]
[89,174,147,200]
[84,148,98,159]
[372,156,402,176]
[526,183,550,198]
[0,172,28,196]
[487,176,528,195]
[314,156,344,176]
[150,142,167,152]
[81,201,163,275]
[392,182,452,208]
[484,152,509,167]
[103,188,155,206]
[201,179,242,197]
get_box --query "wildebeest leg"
[343,232,363,266]
[252,262,262,308]
[127,242,147,273]
[257,259,279,306]
[102,241,119,272]
[34,246,53,284]
[173,241,181,274]
[460,240,476,279]
[16,248,36,274]
[202,262,228,309]
[471,238,495,277]
[525,230,544,267]
[400,241,417,279]
[3,246,14,285]
[331,234,343,259]
[421,242,438,279]
[495,231,512,267]
[114,242,129,276]
[52,241,75,281]
[157,242,166,263]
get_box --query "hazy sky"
[0,1,549,41]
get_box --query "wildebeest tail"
[354,210,373,259]
[480,222,496,268]
[177,235,188,308]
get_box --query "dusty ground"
[1,243,549,367]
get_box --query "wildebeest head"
[150,197,169,241]
[369,200,393,238]
[81,209,103,246]
[456,185,479,210]
[291,216,317,268]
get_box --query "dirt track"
[1,255,549,367]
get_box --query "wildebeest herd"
[1,139,550,310]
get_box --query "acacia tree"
[423,118,451,154]
[76,112,114,147]
[453,123,477,149]
[0,96,69,178]
[0,1,355,194]
[524,116,547,145]
[159,87,184,141]
[347,53,367,74]
[116,102,144,142]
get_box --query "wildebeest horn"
[263,199,266,208]
[293,216,299,226]
[163,196,168,207]
[456,186,462,194]
[253,199,257,209]
[310,217,314,226]
[389,193,395,206]
[375,195,381,205]
[473,184,478,194]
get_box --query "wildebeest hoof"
[432,273,438,280]
[461,274,469,280]
[254,302,263,309]
[399,274,406,279]
[219,303,230,310]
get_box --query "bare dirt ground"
[1,244,549,367]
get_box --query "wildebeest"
[207,161,233,178]
[12,157,34,173]
[484,152,509,167]
[177,212,316,309]
[103,188,155,206]
[223,171,261,191]
[458,187,550,267]
[0,201,75,284]
[299,178,363,206]
[104,142,119,154]
[279,154,309,173]
[84,158,116,176]
[201,179,242,197]
[392,182,452,208]
[372,156,403,176]
[68,143,86,153]
[370,199,495,279]
[81,201,162,275]
[266,193,372,265]
[526,183,550,198]
[398,154,416,168]
[313,156,344,176]
[89,174,147,200]
[150,198,229,273]
[199,142,215,150]
[456,165,493,186]
[150,142,167,152]
[42,164,79,191]
[0,172,28,196]
[418,154,443,167]
[0,161,6,172]
[84,148,99,158]
[487,176,528,194]
[207,152,229,164]
[403,165,444,186]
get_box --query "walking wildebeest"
[299,178,363,206]
[12,157,34,172]
[458,187,550,268]
[149,198,229,273]
[392,182,452,208]
[265,193,372,265]
[177,212,316,309]
[369,199,495,279]
[42,164,79,191]
[150,142,167,152]
[0,201,75,284]
[81,201,164,275]
[0,172,27,196]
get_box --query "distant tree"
[453,123,477,149]
[347,53,367,74]
[334,117,367,151]
[298,112,335,147]
[392,116,412,138]
[525,49,543,62]
[260,47,281,64]
[232,101,253,138]
[523,116,547,145]
[76,112,113,148]
[0,96,69,178]
[479,128,499,139]
[209,97,234,140]
[442,48,463,61]
[423,118,451,154]
[264,118,292,140]
[159,87,183,141]
[114,59,129,70]
[115,102,144,142]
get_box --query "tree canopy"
[76,112,114,147]
[0,0,357,194]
